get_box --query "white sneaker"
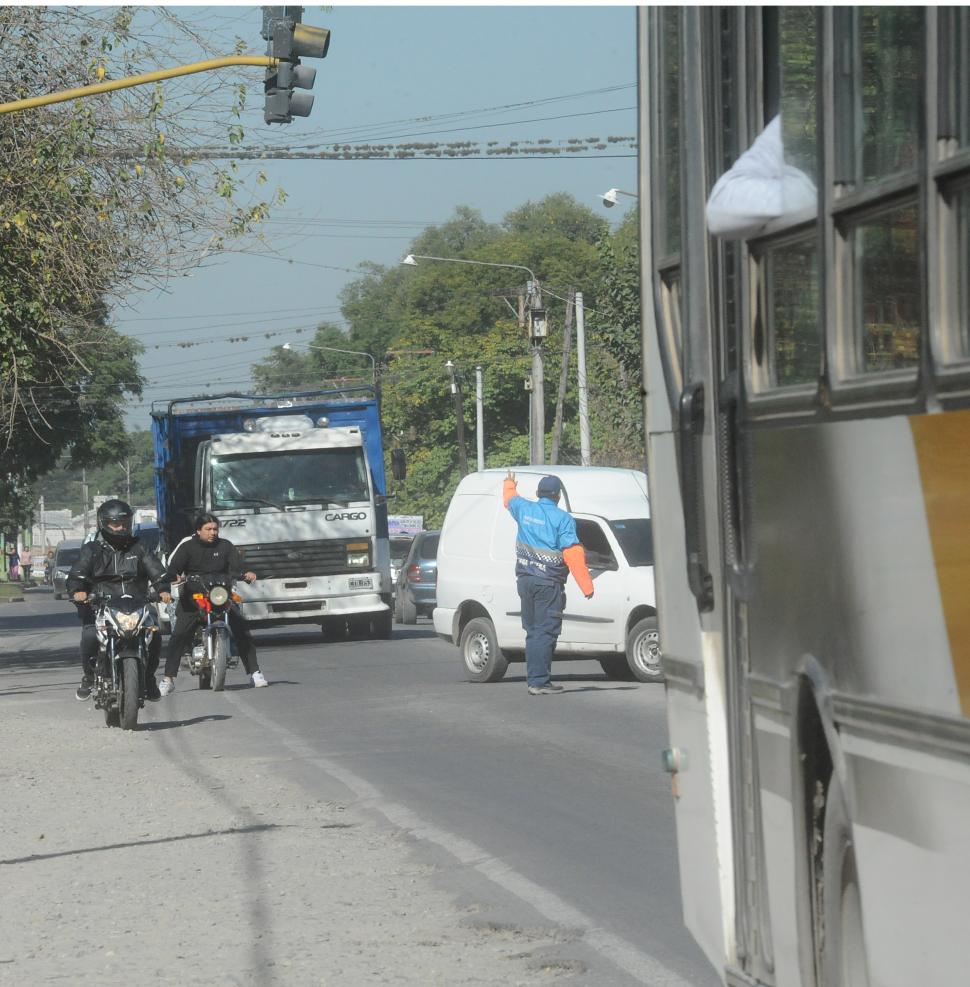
[159,678,176,697]
[252,671,268,688]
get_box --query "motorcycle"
[85,591,158,730]
[179,576,240,691]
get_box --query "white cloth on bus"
[705,115,817,238]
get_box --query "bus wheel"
[821,774,870,987]
[625,617,664,682]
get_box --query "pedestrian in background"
[503,471,594,695]
[8,545,20,582]
[20,546,32,582]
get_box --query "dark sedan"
[393,530,439,624]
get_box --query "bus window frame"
[745,221,823,413]
[650,6,685,412]
[820,8,926,410]
[928,7,970,397]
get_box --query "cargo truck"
[151,388,394,638]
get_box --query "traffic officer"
[503,471,594,694]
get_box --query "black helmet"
[97,499,134,548]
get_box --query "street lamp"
[401,253,546,465]
[401,253,537,293]
[282,341,376,384]
[598,187,638,208]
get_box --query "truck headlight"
[346,541,370,567]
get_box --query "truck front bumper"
[237,574,389,626]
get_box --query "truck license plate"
[349,576,372,590]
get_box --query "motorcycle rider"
[159,513,267,694]
[68,500,172,702]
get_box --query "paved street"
[1,586,719,987]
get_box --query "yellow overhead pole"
[0,56,277,115]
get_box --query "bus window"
[855,204,921,372]
[778,7,818,187]
[761,234,820,387]
[829,8,924,390]
[657,7,681,259]
[860,8,921,184]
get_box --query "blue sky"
[116,5,638,427]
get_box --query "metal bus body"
[638,8,970,986]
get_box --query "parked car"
[394,530,440,624]
[389,535,415,587]
[432,466,661,683]
[51,538,84,600]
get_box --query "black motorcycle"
[85,591,158,730]
[180,576,239,691]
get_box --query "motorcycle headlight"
[209,585,229,606]
[115,611,141,633]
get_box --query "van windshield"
[608,519,653,567]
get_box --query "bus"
[637,7,970,987]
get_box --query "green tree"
[0,7,281,528]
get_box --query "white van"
[432,466,661,682]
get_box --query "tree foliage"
[248,194,645,525]
[0,6,281,529]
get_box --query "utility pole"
[121,458,132,503]
[38,495,45,551]
[550,289,575,465]
[81,469,90,536]
[527,280,547,466]
[445,361,469,477]
[575,291,591,466]
[475,366,485,472]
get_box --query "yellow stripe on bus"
[910,411,970,716]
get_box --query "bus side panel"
[649,432,731,975]
[747,415,970,985]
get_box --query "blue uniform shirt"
[507,495,580,584]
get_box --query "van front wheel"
[460,617,509,683]
[626,617,664,682]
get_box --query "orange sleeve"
[503,477,518,509]
[562,544,594,596]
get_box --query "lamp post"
[444,360,469,477]
[401,253,546,465]
[281,341,377,386]
[475,365,484,472]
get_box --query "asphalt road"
[2,586,720,987]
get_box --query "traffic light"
[261,6,330,125]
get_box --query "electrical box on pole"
[261,6,330,125]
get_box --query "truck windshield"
[211,448,369,509]
[607,518,654,567]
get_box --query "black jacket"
[66,533,170,598]
[164,536,248,582]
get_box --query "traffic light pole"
[0,56,280,116]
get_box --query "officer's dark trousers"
[78,607,160,680]
[163,602,258,678]
[516,574,565,687]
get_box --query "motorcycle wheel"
[211,632,229,692]
[198,668,212,689]
[119,657,140,731]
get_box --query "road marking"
[227,694,698,987]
